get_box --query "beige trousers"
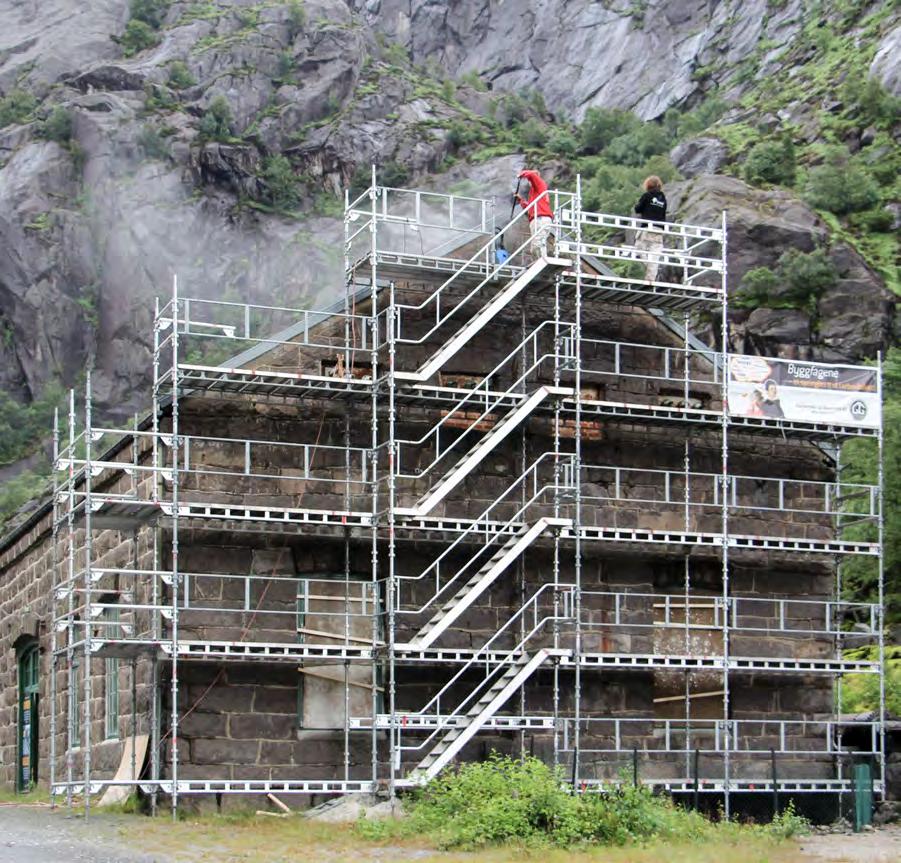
[635,230,664,282]
[529,216,554,260]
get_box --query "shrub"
[578,107,640,154]
[848,207,895,233]
[287,0,306,36]
[735,266,780,308]
[805,160,880,215]
[674,94,729,137]
[39,106,73,143]
[735,248,837,310]
[547,128,578,157]
[378,160,408,188]
[130,0,169,28]
[120,19,160,56]
[518,117,549,148]
[446,119,482,152]
[276,50,295,82]
[144,82,176,112]
[137,124,168,160]
[842,71,901,127]
[0,383,66,465]
[768,801,810,839]
[460,70,488,92]
[605,123,670,166]
[0,88,37,128]
[167,61,195,90]
[261,154,298,210]
[357,754,711,849]
[198,96,234,141]
[743,138,796,186]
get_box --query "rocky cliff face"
[0,0,897,491]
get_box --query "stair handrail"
[395,454,575,615]
[395,320,575,479]
[397,583,575,756]
[391,189,574,347]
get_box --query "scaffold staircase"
[395,256,570,383]
[396,384,575,516]
[410,516,572,647]
[409,649,555,781]
[392,583,574,784]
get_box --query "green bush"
[804,160,880,215]
[848,207,894,233]
[198,96,234,141]
[276,50,295,82]
[0,383,65,465]
[578,107,640,154]
[120,19,160,56]
[0,88,37,128]
[445,119,482,152]
[261,154,298,210]
[378,160,408,188]
[357,755,710,849]
[672,94,729,138]
[518,117,549,148]
[842,71,901,127]
[0,469,51,533]
[840,647,901,715]
[143,82,177,112]
[547,128,578,157]
[287,0,306,36]
[743,138,796,186]
[167,61,195,90]
[137,124,169,160]
[605,123,670,166]
[39,106,73,143]
[130,0,169,28]
[735,266,780,308]
[735,248,837,310]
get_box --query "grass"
[0,787,48,804]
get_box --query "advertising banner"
[727,355,879,429]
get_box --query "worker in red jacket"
[515,169,554,262]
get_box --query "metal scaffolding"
[47,173,885,816]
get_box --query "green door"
[17,644,39,792]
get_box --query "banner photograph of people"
[727,355,880,429]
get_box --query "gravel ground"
[0,805,167,863]
[797,824,901,862]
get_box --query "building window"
[105,607,120,740]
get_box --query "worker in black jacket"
[633,175,667,282]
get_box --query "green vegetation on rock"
[743,138,796,186]
[198,96,234,141]
[0,88,37,128]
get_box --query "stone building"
[0,182,887,816]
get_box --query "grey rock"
[669,174,828,288]
[669,137,729,178]
[670,175,894,361]
[0,0,129,93]
[745,308,810,351]
[870,24,901,97]
[885,203,901,231]
[350,0,809,119]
